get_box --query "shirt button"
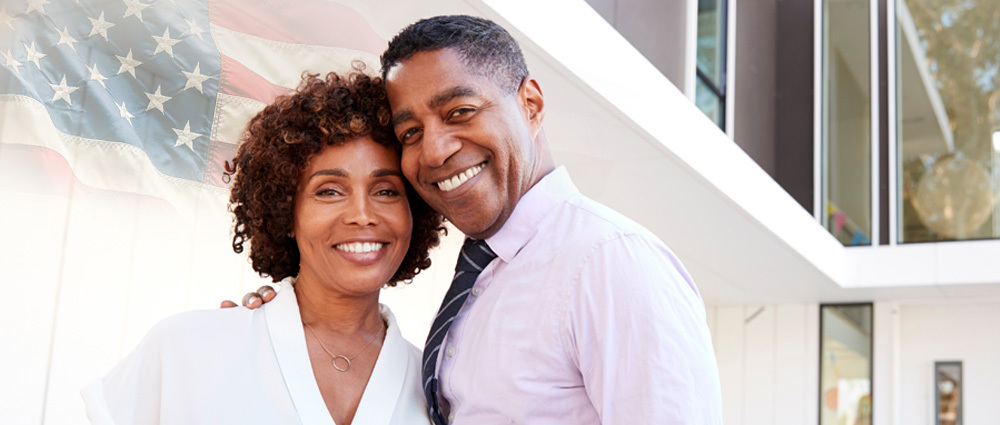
[446,346,456,357]
[448,412,455,423]
[471,287,482,296]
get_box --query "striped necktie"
[422,237,498,424]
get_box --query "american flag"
[0,0,398,422]
[0,0,386,216]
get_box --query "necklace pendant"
[332,355,351,372]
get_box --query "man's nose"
[420,124,461,168]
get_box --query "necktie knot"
[455,238,497,273]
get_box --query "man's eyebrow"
[390,86,479,129]
[430,86,477,109]
[390,110,413,128]
[308,168,347,180]
[372,168,403,178]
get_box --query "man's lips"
[435,162,486,192]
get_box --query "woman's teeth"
[336,242,383,253]
[437,163,485,192]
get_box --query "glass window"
[820,304,873,425]
[896,0,1000,243]
[695,0,726,129]
[823,0,873,246]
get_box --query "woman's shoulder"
[144,304,263,347]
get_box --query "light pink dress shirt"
[435,167,723,424]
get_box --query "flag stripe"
[210,0,386,55]
[218,54,289,105]
[211,93,266,145]
[211,23,380,89]
[1,95,226,219]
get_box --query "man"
[243,15,722,424]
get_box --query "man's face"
[385,48,545,239]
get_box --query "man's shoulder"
[551,192,662,246]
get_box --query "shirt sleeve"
[568,233,723,424]
[80,323,167,424]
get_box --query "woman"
[81,70,444,424]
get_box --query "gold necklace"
[304,319,385,372]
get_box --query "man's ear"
[519,78,545,136]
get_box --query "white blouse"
[81,285,430,425]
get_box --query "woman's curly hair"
[225,69,444,285]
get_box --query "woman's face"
[292,136,413,296]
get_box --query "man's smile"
[435,162,486,192]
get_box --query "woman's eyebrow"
[372,168,403,178]
[308,168,348,180]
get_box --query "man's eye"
[376,189,400,197]
[399,128,421,144]
[448,108,474,120]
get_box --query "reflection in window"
[822,0,872,246]
[820,304,873,425]
[695,0,726,129]
[896,0,1000,243]
[935,361,963,425]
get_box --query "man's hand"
[219,285,277,309]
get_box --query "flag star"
[172,121,200,151]
[144,85,171,113]
[122,0,150,22]
[86,63,108,88]
[23,42,46,68]
[2,50,21,75]
[181,63,210,93]
[115,49,142,78]
[152,28,180,57]
[116,101,135,125]
[88,11,115,40]
[49,75,79,105]
[56,26,79,51]
[0,6,14,30]
[26,0,50,15]
[185,17,205,40]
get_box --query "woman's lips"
[333,241,387,265]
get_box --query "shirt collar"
[486,166,578,263]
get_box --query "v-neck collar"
[265,283,407,425]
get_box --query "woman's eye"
[316,188,341,197]
[376,189,400,197]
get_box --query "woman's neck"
[293,272,383,335]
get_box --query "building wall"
[583,0,690,101]
[734,0,777,178]
[709,301,1000,425]
[898,301,1000,424]
[706,304,820,425]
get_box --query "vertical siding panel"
[0,193,70,424]
[744,305,776,424]
[774,304,808,425]
[42,189,139,424]
[804,303,820,425]
[716,305,746,425]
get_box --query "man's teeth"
[437,163,485,192]
[336,242,384,253]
